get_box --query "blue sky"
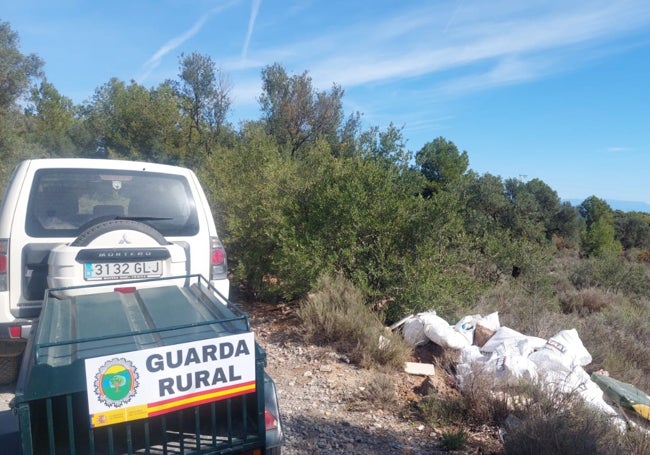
[4,0,650,207]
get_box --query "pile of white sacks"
[401,311,622,422]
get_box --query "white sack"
[529,329,592,372]
[539,367,618,417]
[494,355,538,382]
[477,311,501,331]
[484,336,539,385]
[460,345,485,365]
[480,326,527,354]
[516,336,548,358]
[526,364,626,431]
[402,312,436,347]
[459,352,537,389]
[423,314,470,350]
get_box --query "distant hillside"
[565,199,650,213]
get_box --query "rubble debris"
[395,309,648,432]
[404,362,435,376]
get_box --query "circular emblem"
[94,358,139,408]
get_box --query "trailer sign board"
[84,332,256,428]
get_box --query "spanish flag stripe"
[147,382,256,416]
[149,380,256,407]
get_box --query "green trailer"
[12,275,283,454]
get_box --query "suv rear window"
[26,169,199,238]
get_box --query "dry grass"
[456,364,511,424]
[559,287,616,316]
[579,298,650,390]
[362,373,397,406]
[418,365,510,429]
[297,273,410,369]
[500,380,650,455]
[637,249,650,264]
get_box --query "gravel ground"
[260,337,440,454]
[0,301,504,454]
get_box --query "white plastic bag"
[453,314,482,344]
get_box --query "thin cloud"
[608,146,632,153]
[245,1,650,96]
[443,0,465,34]
[434,55,554,97]
[136,2,238,83]
[241,0,261,60]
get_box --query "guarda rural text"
[145,339,251,397]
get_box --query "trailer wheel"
[71,219,170,247]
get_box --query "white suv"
[0,158,229,345]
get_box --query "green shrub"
[418,394,466,427]
[297,273,410,369]
[570,254,650,297]
[441,429,468,450]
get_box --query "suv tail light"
[0,239,7,291]
[210,237,227,280]
[265,409,279,430]
[9,326,21,338]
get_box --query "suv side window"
[26,169,200,238]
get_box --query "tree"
[333,111,363,158]
[580,196,612,226]
[259,63,344,157]
[614,211,650,250]
[551,202,583,247]
[415,137,469,195]
[82,78,184,162]
[457,172,510,234]
[504,177,567,242]
[0,21,43,114]
[357,122,410,168]
[0,22,46,180]
[579,196,621,257]
[173,52,232,160]
[25,80,76,155]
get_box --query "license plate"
[84,261,162,281]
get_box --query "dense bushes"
[202,127,511,321]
